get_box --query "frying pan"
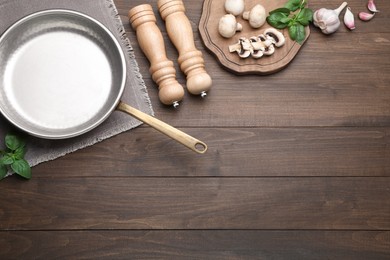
[0,9,207,154]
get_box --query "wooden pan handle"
[117,102,207,154]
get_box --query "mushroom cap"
[224,0,245,16]
[218,14,239,38]
[243,4,266,28]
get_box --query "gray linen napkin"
[0,0,153,175]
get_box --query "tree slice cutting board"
[199,0,310,75]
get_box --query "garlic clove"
[367,0,379,13]
[344,7,355,30]
[358,11,375,21]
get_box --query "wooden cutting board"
[199,0,310,75]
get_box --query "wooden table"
[1,0,389,258]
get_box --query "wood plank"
[124,32,390,127]
[118,0,390,127]
[117,0,390,36]
[31,127,390,177]
[1,177,389,230]
[1,230,389,259]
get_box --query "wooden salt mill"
[158,0,212,97]
[129,4,184,108]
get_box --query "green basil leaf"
[284,0,302,12]
[0,154,14,165]
[5,134,25,151]
[289,24,297,41]
[299,0,307,9]
[269,8,291,15]
[0,164,7,180]
[281,17,292,24]
[297,8,313,26]
[289,23,306,44]
[266,12,289,29]
[11,159,31,179]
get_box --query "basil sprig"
[0,134,31,180]
[266,0,313,44]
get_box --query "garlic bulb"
[313,2,348,34]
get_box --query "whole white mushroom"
[218,14,242,38]
[224,0,245,16]
[243,4,266,29]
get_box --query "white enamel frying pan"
[0,9,207,153]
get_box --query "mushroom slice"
[229,40,242,53]
[257,34,273,48]
[263,44,275,56]
[249,37,264,59]
[264,28,286,47]
[251,49,264,59]
[229,38,251,58]
[249,36,265,52]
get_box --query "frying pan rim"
[0,9,127,139]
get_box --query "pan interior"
[0,10,126,139]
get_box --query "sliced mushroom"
[229,37,251,58]
[249,36,265,52]
[257,34,273,48]
[263,44,275,55]
[264,28,286,47]
[249,37,264,59]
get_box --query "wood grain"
[1,0,389,258]
[32,127,390,177]
[1,177,389,230]
[1,231,389,259]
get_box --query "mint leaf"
[267,12,289,29]
[0,154,14,165]
[285,0,302,12]
[5,134,25,151]
[11,159,31,179]
[297,8,313,26]
[14,146,26,159]
[0,164,7,179]
[1,134,31,180]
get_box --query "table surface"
[1,0,389,258]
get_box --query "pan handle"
[117,102,207,154]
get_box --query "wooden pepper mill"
[129,4,184,108]
[158,0,212,97]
